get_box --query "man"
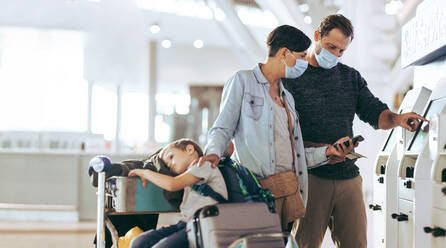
[283,14,426,248]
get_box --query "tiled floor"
[0,212,348,248]
[0,232,95,248]
[0,222,96,248]
[0,213,182,248]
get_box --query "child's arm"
[128,169,200,192]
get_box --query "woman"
[197,25,354,231]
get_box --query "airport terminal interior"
[0,0,445,247]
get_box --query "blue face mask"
[283,52,308,79]
[315,47,340,69]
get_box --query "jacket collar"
[253,63,286,96]
[253,63,269,84]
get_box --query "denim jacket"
[205,64,328,206]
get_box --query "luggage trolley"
[91,156,299,248]
[90,156,178,248]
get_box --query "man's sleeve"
[356,75,389,129]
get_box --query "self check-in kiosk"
[372,87,431,248]
[420,79,446,247]
[393,0,446,247]
[428,116,446,247]
[395,80,446,248]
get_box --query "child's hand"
[129,169,149,188]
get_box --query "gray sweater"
[283,63,388,179]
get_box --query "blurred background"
[0,0,428,247]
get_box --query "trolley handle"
[89,156,112,248]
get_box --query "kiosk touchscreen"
[396,80,446,248]
[371,87,431,248]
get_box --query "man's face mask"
[315,47,340,69]
[283,51,308,79]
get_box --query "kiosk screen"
[408,96,446,152]
[382,129,396,152]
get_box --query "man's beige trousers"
[292,174,367,248]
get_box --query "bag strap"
[281,96,297,171]
[192,184,227,203]
[251,71,297,171]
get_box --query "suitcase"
[91,156,178,248]
[107,176,176,212]
[228,233,299,248]
[186,202,284,248]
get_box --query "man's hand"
[190,154,220,169]
[396,112,428,132]
[128,169,149,188]
[325,136,358,164]
[379,110,428,131]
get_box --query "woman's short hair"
[267,25,312,57]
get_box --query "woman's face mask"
[283,51,308,79]
[315,47,340,69]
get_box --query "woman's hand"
[325,136,358,164]
[128,169,149,188]
[190,154,220,168]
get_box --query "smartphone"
[343,135,364,147]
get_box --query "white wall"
[414,59,446,90]
[0,151,146,221]
[157,44,245,94]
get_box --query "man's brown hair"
[161,138,203,158]
[318,14,354,41]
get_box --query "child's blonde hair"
[160,138,203,159]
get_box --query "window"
[121,92,148,147]
[0,27,87,131]
[91,85,117,140]
[154,92,191,144]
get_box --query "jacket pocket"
[244,93,264,120]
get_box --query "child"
[129,138,228,248]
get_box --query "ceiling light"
[304,16,312,24]
[385,0,404,15]
[193,40,204,49]
[150,24,161,34]
[214,8,226,21]
[161,39,172,48]
[299,4,309,13]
